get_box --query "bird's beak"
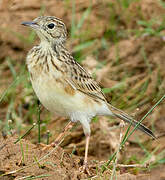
[21,21,39,29]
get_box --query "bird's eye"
[47,23,55,29]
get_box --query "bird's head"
[22,16,67,45]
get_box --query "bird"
[22,16,155,172]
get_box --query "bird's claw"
[38,142,55,151]
[79,162,91,176]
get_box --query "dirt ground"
[0,135,164,180]
[0,0,165,179]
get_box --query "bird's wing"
[61,54,106,102]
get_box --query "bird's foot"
[79,162,91,176]
[39,142,56,151]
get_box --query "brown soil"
[1,135,164,180]
[0,135,92,180]
[0,0,165,179]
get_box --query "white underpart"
[69,103,112,135]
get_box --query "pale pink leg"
[83,135,90,171]
[42,121,74,150]
[52,121,74,146]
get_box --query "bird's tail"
[107,103,156,139]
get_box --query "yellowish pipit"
[22,16,155,172]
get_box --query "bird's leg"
[82,134,90,174]
[41,121,74,150]
[52,121,74,146]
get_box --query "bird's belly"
[31,75,96,117]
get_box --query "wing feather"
[60,53,106,101]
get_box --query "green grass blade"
[37,102,41,143]
[73,40,96,52]
[76,6,91,30]
[0,77,18,103]
[14,123,36,144]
